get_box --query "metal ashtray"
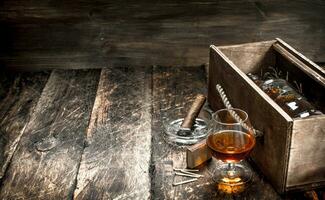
[164,107,212,145]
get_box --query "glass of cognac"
[207,108,256,187]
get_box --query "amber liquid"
[207,130,255,162]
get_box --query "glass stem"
[228,163,235,170]
[227,163,236,178]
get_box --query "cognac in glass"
[207,108,256,190]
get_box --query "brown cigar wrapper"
[186,139,212,169]
[180,94,206,129]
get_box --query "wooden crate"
[208,38,325,194]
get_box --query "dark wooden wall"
[0,0,324,70]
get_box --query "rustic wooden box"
[208,38,325,194]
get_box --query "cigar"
[177,94,206,136]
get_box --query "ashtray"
[164,106,212,145]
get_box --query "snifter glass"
[207,108,256,188]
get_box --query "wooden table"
[0,66,318,199]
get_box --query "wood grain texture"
[151,66,280,199]
[0,0,324,70]
[287,116,325,188]
[217,40,276,74]
[0,70,50,179]
[0,67,320,198]
[0,69,100,199]
[151,66,208,199]
[73,67,152,199]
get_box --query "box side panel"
[208,46,292,193]
[276,38,325,76]
[217,40,276,74]
[287,116,325,188]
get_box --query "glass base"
[212,163,252,185]
[212,163,252,194]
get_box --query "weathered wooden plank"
[151,66,280,199]
[73,67,152,199]
[0,69,100,199]
[151,66,212,199]
[0,0,324,70]
[0,70,50,179]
